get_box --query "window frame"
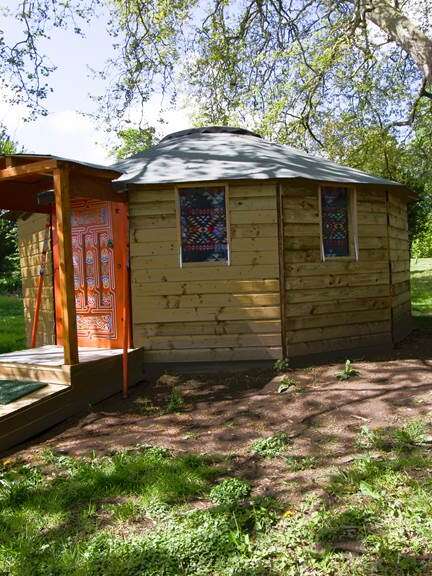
[318,184,359,262]
[175,182,231,268]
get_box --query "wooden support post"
[53,166,79,365]
[276,183,288,360]
[122,207,131,399]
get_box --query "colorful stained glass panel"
[321,187,350,257]
[179,186,229,264]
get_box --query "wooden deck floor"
[0,346,145,453]
[0,345,131,367]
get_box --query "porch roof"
[0,154,124,213]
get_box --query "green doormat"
[0,380,47,405]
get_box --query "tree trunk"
[363,0,432,82]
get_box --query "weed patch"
[2,422,432,575]
[285,455,319,472]
[250,432,290,458]
[277,376,297,393]
[356,421,428,452]
[209,478,251,506]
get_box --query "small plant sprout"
[273,357,290,373]
[277,376,297,393]
[337,359,359,381]
[166,386,185,413]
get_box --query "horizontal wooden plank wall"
[282,181,393,357]
[388,190,412,342]
[129,183,282,362]
[18,214,56,347]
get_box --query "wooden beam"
[53,166,79,365]
[70,173,128,203]
[0,159,58,181]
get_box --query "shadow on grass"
[309,422,432,575]
[3,423,432,575]
[0,446,283,576]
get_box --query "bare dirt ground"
[8,328,432,502]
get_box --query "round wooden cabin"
[16,127,412,365]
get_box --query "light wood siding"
[282,181,393,357]
[18,214,55,346]
[129,183,282,362]
[388,190,412,342]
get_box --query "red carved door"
[53,199,128,349]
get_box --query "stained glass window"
[321,187,350,258]
[178,186,229,264]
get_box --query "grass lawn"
[411,258,432,313]
[0,295,26,354]
[1,423,432,575]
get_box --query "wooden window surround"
[175,183,231,267]
[319,185,359,261]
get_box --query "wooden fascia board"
[69,164,122,180]
[0,159,58,181]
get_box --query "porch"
[0,154,144,453]
[0,345,144,452]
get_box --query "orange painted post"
[122,208,131,399]
[53,166,79,365]
[30,217,51,348]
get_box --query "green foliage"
[0,219,21,294]
[250,433,290,458]
[0,296,26,354]
[112,126,157,159]
[273,358,290,373]
[277,377,297,393]
[2,419,432,575]
[166,386,184,413]
[0,129,21,294]
[285,455,319,472]
[356,421,427,452]
[336,359,359,381]
[411,259,432,319]
[209,478,251,506]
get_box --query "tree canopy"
[112,126,157,160]
[0,128,20,293]
[2,0,431,148]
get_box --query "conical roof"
[112,126,401,187]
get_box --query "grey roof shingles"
[111,128,401,187]
[2,128,403,188]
